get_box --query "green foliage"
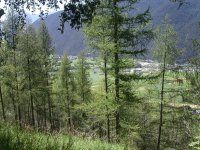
[84,0,153,143]
[0,1,199,150]
[74,52,91,102]
[54,53,75,129]
[190,136,200,150]
[153,16,181,65]
[0,123,129,150]
[60,53,74,90]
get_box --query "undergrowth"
[0,123,130,150]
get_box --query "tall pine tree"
[37,20,54,130]
[84,0,153,140]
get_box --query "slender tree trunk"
[67,99,71,130]
[0,85,6,121]
[113,0,120,137]
[24,106,27,125]
[25,27,35,128]
[44,55,53,130]
[66,85,71,130]
[36,107,40,129]
[18,105,22,127]
[104,53,111,142]
[81,58,85,102]
[115,53,120,137]
[14,50,21,127]
[45,71,53,130]
[11,94,18,124]
[27,57,35,127]
[80,58,86,121]
[42,99,47,130]
[157,51,166,150]
[27,105,30,124]
[44,106,47,129]
[107,114,110,142]
[13,46,21,126]
[47,93,52,130]
[12,17,21,126]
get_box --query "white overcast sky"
[0,1,64,22]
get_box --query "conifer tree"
[75,52,91,102]
[152,17,181,150]
[59,53,75,130]
[37,20,54,130]
[16,21,39,127]
[0,43,7,121]
[2,7,21,125]
[84,2,114,140]
[73,52,92,132]
[84,0,153,140]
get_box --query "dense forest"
[0,0,199,150]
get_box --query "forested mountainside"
[33,0,200,56]
[33,12,85,56]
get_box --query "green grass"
[0,123,130,150]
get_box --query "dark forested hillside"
[33,12,85,56]
[143,0,200,58]
[33,0,200,56]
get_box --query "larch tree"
[75,52,91,103]
[73,52,92,132]
[58,53,75,130]
[37,20,54,130]
[16,21,40,127]
[84,0,153,140]
[152,17,181,150]
[83,1,115,141]
[0,42,7,121]
[2,7,21,125]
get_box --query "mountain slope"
[146,0,200,57]
[33,12,85,56]
[33,0,200,56]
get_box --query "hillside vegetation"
[0,123,129,150]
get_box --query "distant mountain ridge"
[33,0,200,56]
[33,11,85,56]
